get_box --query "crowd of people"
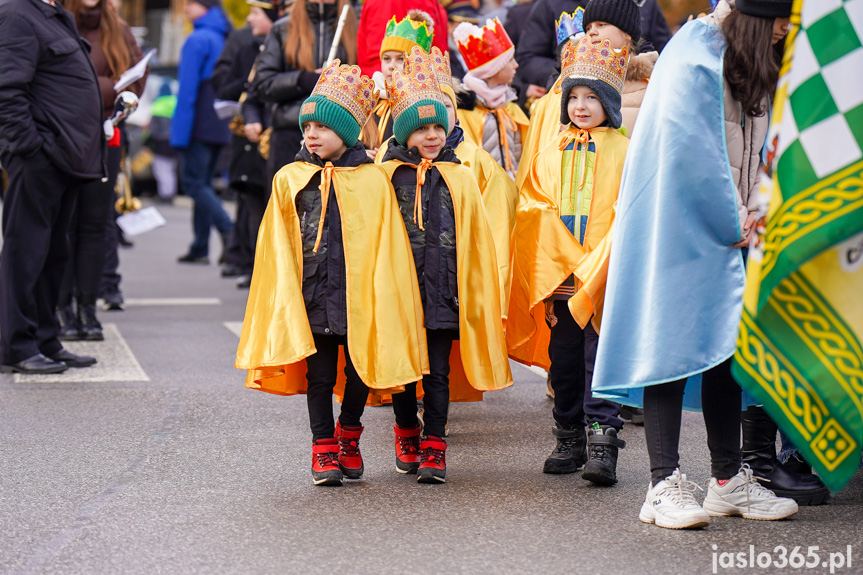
[0,0,835,531]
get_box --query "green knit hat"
[298,61,379,148]
[299,95,361,147]
[389,47,450,145]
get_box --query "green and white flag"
[732,0,863,492]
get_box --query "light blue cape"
[592,18,746,410]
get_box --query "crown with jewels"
[556,8,584,46]
[561,36,629,94]
[382,12,434,55]
[387,46,446,121]
[453,18,514,74]
[306,60,378,126]
[428,47,453,92]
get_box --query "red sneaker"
[311,438,343,486]
[335,421,364,479]
[417,436,447,484]
[394,424,422,474]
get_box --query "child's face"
[772,17,792,44]
[381,50,406,82]
[406,124,447,160]
[487,55,518,86]
[247,7,274,37]
[567,85,606,130]
[183,0,208,23]
[443,97,456,137]
[585,21,631,51]
[302,121,348,161]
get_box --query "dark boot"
[743,406,830,506]
[543,422,587,474]
[78,304,104,341]
[582,424,626,485]
[57,304,81,341]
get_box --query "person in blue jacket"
[172,0,234,264]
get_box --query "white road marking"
[224,321,243,338]
[14,324,149,383]
[118,297,222,306]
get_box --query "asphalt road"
[2,199,861,575]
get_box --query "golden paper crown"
[310,60,379,126]
[387,46,446,121]
[561,36,629,94]
[428,47,453,92]
[381,11,434,55]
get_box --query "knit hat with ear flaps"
[559,35,629,129]
[583,0,642,44]
[735,0,793,19]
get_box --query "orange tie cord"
[312,162,335,253]
[373,99,393,147]
[492,107,518,174]
[406,158,433,231]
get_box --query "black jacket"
[0,0,105,178]
[514,0,670,88]
[252,4,350,132]
[296,143,371,336]
[383,143,461,332]
[212,25,267,193]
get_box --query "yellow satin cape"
[235,161,429,395]
[376,137,518,319]
[515,76,563,190]
[378,158,513,400]
[507,127,629,369]
[457,102,529,175]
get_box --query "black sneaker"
[543,422,586,474]
[582,424,626,485]
[177,253,209,264]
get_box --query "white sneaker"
[702,464,799,520]
[639,469,711,529]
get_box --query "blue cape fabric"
[591,18,746,410]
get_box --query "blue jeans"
[181,141,232,258]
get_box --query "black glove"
[299,71,320,94]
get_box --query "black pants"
[643,358,742,485]
[306,333,369,441]
[0,150,83,364]
[548,300,622,429]
[59,143,122,307]
[391,329,456,438]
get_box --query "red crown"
[453,18,514,73]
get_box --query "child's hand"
[733,213,759,248]
[366,147,379,160]
[244,122,263,143]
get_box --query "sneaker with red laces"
[312,438,343,486]
[335,421,364,479]
[417,436,447,484]
[394,424,422,474]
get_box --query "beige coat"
[621,51,657,137]
[707,0,769,228]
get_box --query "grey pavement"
[2,198,862,575]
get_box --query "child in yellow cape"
[376,46,517,318]
[507,36,630,486]
[453,18,529,179]
[235,61,428,487]
[380,46,512,483]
